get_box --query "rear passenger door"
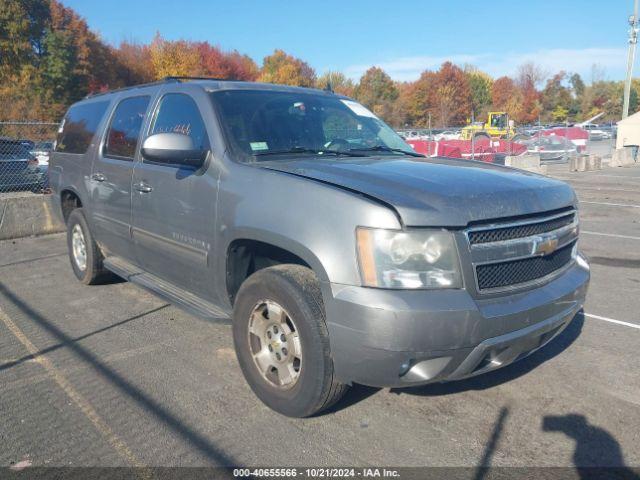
[131,91,217,299]
[90,95,151,260]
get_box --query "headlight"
[356,228,462,289]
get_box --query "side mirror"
[141,132,207,168]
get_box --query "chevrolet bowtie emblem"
[535,236,559,256]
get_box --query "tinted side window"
[56,101,110,154]
[105,96,150,160]
[150,94,209,151]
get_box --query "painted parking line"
[581,231,640,241]
[0,304,150,473]
[580,201,640,209]
[573,186,640,193]
[584,313,640,330]
[583,174,640,179]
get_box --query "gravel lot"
[1,163,639,475]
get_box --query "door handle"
[91,173,106,182]
[134,181,153,193]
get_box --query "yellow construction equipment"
[461,112,518,140]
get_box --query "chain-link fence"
[397,124,617,165]
[586,133,615,160]
[0,121,59,195]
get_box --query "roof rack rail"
[85,76,230,99]
[162,76,230,82]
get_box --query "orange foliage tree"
[258,49,316,87]
[491,76,522,120]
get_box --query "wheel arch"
[60,187,84,223]
[225,230,330,305]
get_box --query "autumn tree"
[432,62,471,127]
[114,41,154,85]
[401,70,437,127]
[149,34,200,78]
[511,63,542,123]
[353,67,399,123]
[0,0,49,77]
[195,42,258,80]
[259,49,316,87]
[541,72,572,122]
[491,76,522,120]
[316,71,355,97]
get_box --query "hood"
[259,156,576,227]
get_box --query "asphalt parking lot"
[1,163,639,474]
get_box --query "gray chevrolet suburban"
[50,77,590,417]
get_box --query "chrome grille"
[466,209,578,293]
[476,241,575,290]
[468,212,575,245]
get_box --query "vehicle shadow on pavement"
[543,414,640,479]
[397,310,585,397]
[0,282,241,467]
[473,406,508,480]
[0,303,170,373]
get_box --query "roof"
[85,76,338,100]
[617,110,640,125]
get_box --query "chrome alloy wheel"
[71,224,87,271]
[248,300,302,389]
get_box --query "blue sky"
[63,0,636,83]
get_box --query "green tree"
[541,72,572,121]
[465,67,493,118]
[354,67,398,123]
[569,73,585,97]
[0,0,49,76]
[39,28,77,108]
[551,105,569,122]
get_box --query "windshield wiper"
[254,147,364,158]
[348,145,424,157]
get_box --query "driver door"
[131,91,217,299]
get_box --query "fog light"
[400,356,452,383]
[399,361,412,376]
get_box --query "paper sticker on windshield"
[341,100,377,118]
[250,142,269,151]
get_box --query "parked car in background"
[433,130,460,141]
[0,138,48,192]
[582,124,611,141]
[30,141,54,166]
[524,135,577,162]
[599,124,617,139]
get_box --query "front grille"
[468,213,575,245]
[476,241,575,290]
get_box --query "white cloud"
[344,47,628,83]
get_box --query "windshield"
[210,90,416,161]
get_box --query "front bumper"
[323,259,589,388]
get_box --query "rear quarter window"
[56,101,110,154]
[104,96,150,160]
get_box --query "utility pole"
[471,111,475,160]
[623,0,639,118]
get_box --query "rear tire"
[233,264,348,417]
[66,208,112,285]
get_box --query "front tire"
[66,208,112,285]
[233,265,348,417]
